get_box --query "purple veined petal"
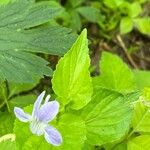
[32,91,45,117]
[44,125,62,146]
[29,120,47,136]
[37,101,59,123]
[44,95,50,103]
[14,107,31,122]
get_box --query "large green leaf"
[52,29,93,110]
[93,52,136,94]
[128,135,150,150]
[81,88,133,146]
[0,0,76,82]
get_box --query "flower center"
[29,118,47,136]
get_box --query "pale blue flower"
[14,91,62,146]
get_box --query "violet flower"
[14,91,62,146]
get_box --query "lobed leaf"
[0,0,76,82]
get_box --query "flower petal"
[45,95,50,103]
[32,91,45,117]
[14,107,31,122]
[29,120,47,136]
[44,126,62,146]
[37,101,59,123]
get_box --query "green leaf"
[112,142,127,150]
[134,70,150,90]
[52,29,93,110]
[0,112,14,136]
[134,17,150,35]
[128,2,142,18]
[14,105,86,149]
[55,114,86,150]
[82,142,95,150]
[132,100,150,133]
[0,139,16,150]
[143,88,150,100]
[68,0,85,7]
[9,94,36,111]
[0,0,15,5]
[8,78,39,97]
[128,135,150,150]
[0,49,52,82]
[93,52,136,94]
[104,0,124,9]
[69,11,81,31]
[0,0,62,29]
[81,89,133,146]
[120,17,133,34]
[0,0,76,82]
[77,6,101,23]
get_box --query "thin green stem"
[3,94,10,112]
[0,101,5,109]
[1,81,10,112]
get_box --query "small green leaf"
[69,11,81,32]
[81,89,133,146]
[68,0,85,7]
[120,17,133,34]
[132,100,150,133]
[52,29,93,110]
[93,52,136,94]
[8,78,39,97]
[77,6,101,23]
[112,142,127,150]
[104,0,124,9]
[128,135,150,150]
[143,88,150,100]
[134,70,150,90]
[82,142,95,150]
[56,114,86,150]
[134,17,150,35]
[0,139,16,150]
[0,112,14,136]
[128,2,142,18]
[9,94,36,111]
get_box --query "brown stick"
[116,35,139,69]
